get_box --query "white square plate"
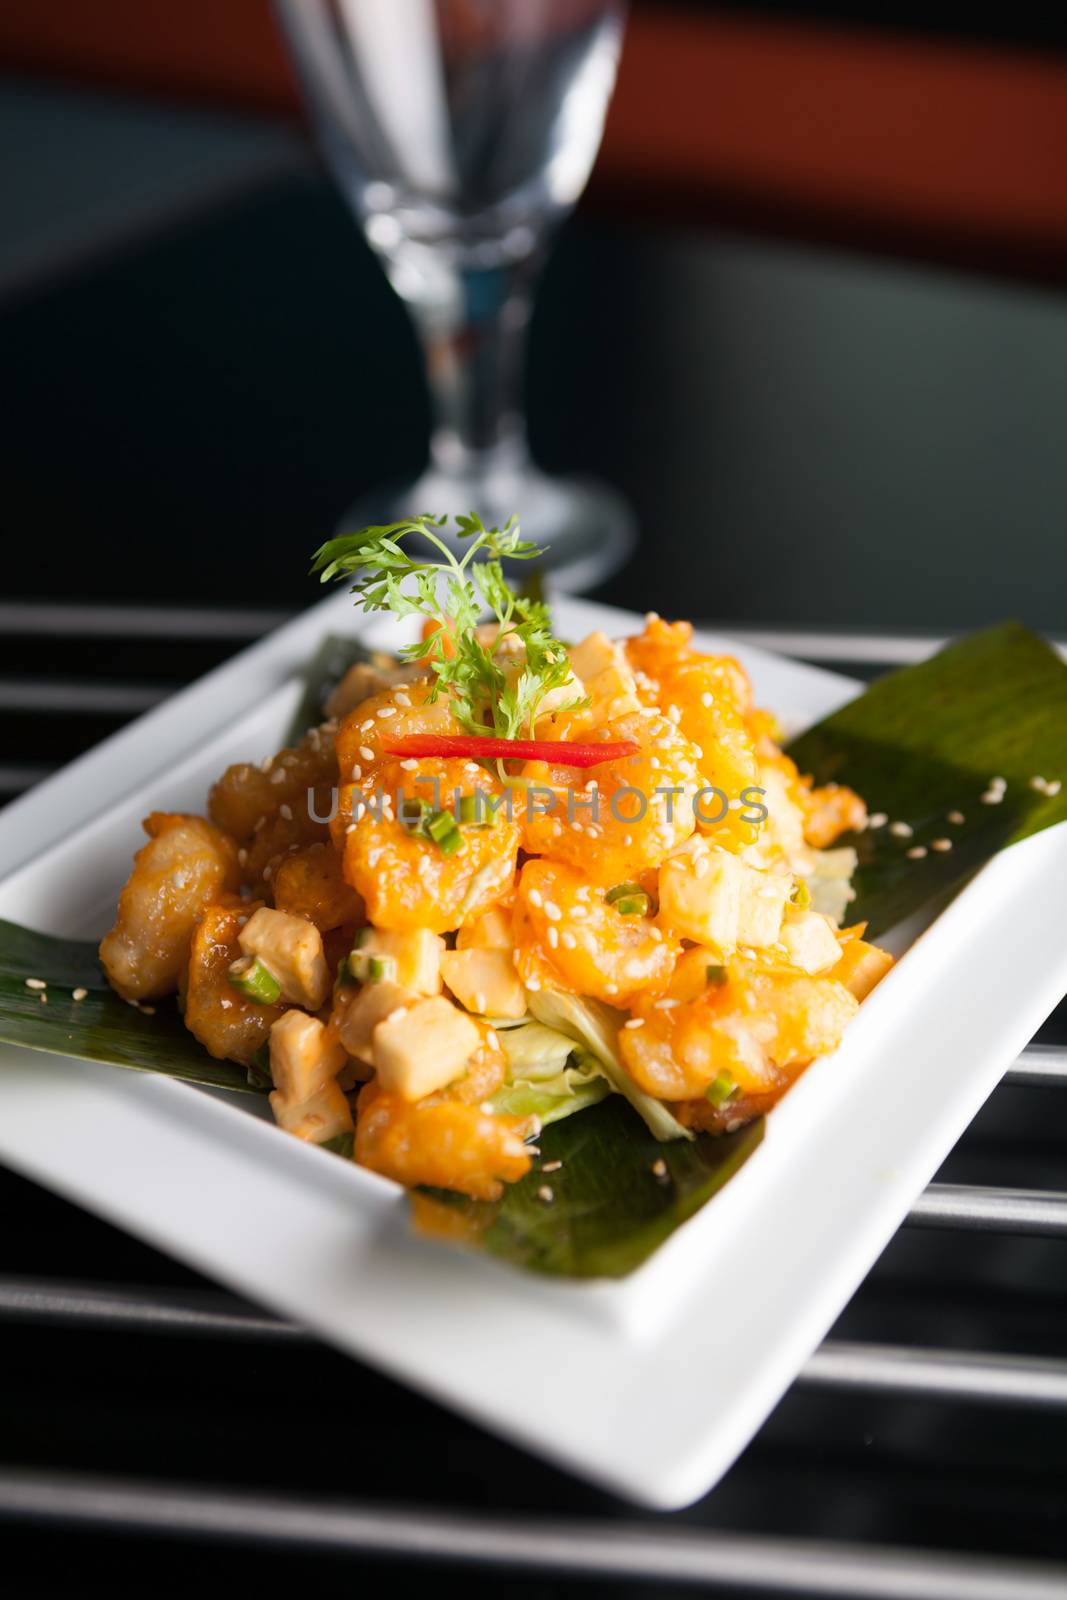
[1,592,1065,1509]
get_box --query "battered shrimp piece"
[619,949,858,1110]
[339,758,519,933]
[272,841,364,931]
[184,897,283,1064]
[514,858,678,1008]
[209,724,338,844]
[625,617,762,851]
[334,677,460,788]
[355,1080,530,1200]
[100,812,240,1001]
[519,709,702,884]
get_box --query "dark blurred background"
[1,0,1065,637]
[1,5,1067,1594]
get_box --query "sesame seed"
[604,982,619,995]
[346,822,357,833]
[868,813,888,829]
[547,926,559,949]
[219,998,232,1010]
[400,759,418,771]
[528,888,543,908]
[24,978,46,991]
[700,692,713,708]
[543,901,562,921]
[947,810,965,825]
[542,1159,563,1173]
[360,719,374,731]
[889,821,913,838]
[526,975,542,992]
[654,998,679,1009]
[279,803,292,821]
[359,746,375,763]
[980,790,1003,805]
[537,1185,554,1203]
[72,987,87,1002]
[142,1005,156,1016]
[651,1159,668,1179]
[906,845,927,859]
[1030,775,1047,792]
[38,992,47,1005]
[624,1017,644,1029]
[931,838,952,852]
[263,864,273,880]
[1046,779,1062,796]
[350,764,362,781]
[473,992,487,1013]
[395,691,411,707]
[376,707,397,718]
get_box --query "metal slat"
[0,680,168,715]
[3,1279,1067,1411]
[909,1185,1067,1237]
[0,763,53,794]
[0,601,291,639]
[1003,1046,1067,1087]
[0,1469,1064,1599]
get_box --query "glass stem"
[403,253,540,480]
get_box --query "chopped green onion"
[705,964,728,987]
[227,955,282,1006]
[426,809,463,854]
[457,793,489,826]
[605,881,643,905]
[613,893,651,917]
[348,948,398,985]
[790,879,812,909]
[352,927,372,948]
[706,1070,738,1106]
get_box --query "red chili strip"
[381,734,640,769]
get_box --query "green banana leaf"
[0,919,258,1094]
[417,1097,763,1278]
[286,634,380,742]
[787,622,1067,938]
[0,619,1065,1278]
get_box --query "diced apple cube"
[372,996,480,1101]
[239,906,329,1009]
[659,843,743,947]
[568,631,640,718]
[779,908,842,974]
[736,868,791,948]
[269,1010,347,1102]
[441,948,527,1018]
[337,978,417,1065]
[270,1078,352,1144]
[354,927,443,994]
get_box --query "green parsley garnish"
[311,514,585,741]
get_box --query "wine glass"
[274,0,633,589]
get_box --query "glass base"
[339,464,635,593]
